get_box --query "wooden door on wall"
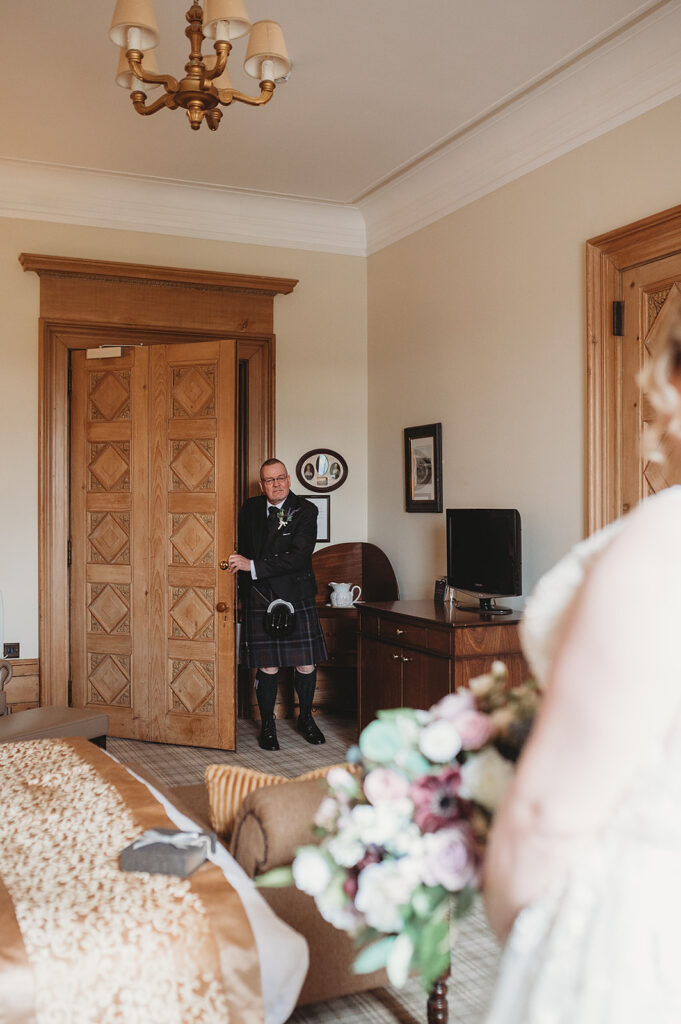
[620,258,681,515]
[587,205,681,531]
[70,340,237,748]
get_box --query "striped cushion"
[205,762,344,837]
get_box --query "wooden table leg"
[427,970,449,1024]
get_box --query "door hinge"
[612,300,624,337]
[67,538,72,567]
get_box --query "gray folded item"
[120,827,217,877]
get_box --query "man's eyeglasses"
[261,474,288,485]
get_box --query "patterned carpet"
[109,714,501,1024]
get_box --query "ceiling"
[1,0,672,207]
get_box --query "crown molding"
[0,158,367,257]
[360,0,681,254]
[2,3,681,258]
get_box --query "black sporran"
[264,598,297,638]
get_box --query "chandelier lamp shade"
[109,0,291,132]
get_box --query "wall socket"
[3,643,19,659]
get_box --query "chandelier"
[109,0,291,132]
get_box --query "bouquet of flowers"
[258,662,540,992]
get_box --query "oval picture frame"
[296,448,348,492]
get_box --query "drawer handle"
[396,628,405,636]
[402,656,413,663]
[392,653,401,660]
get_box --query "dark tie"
[268,506,278,523]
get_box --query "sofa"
[169,774,388,1007]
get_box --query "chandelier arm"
[220,81,276,107]
[127,50,179,93]
[202,41,230,85]
[131,91,176,117]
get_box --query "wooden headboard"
[312,542,399,606]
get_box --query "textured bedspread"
[0,737,265,1024]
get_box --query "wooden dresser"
[358,600,528,730]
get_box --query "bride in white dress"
[482,325,681,1023]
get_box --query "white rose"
[292,847,333,895]
[355,859,420,933]
[468,671,495,698]
[459,747,514,813]
[326,766,359,797]
[314,796,340,830]
[418,719,462,763]
[345,800,412,848]
[315,894,363,934]
[327,830,365,868]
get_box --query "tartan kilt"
[240,590,328,668]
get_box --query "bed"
[0,737,308,1024]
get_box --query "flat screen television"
[446,508,522,615]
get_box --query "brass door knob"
[219,560,229,570]
[216,602,228,613]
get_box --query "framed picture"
[296,449,348,492]
[305,494,331,543]
[404,423,443,513]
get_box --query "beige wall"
[367,94,681,602]
[0,219,367,658]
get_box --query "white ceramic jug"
[329,582,362,607]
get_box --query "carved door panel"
[70,341,236,748]
[620,255,681,517]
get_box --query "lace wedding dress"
[484,487,681,1023]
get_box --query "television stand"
[455,597,513,615]
[358,600,528,731]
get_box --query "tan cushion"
[230,777,332,876]
[0,707,109,743]
[205,762,344,838]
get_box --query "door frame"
[21,254,296,705]
[586,203,681,533]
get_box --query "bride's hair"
[638,325,681,462]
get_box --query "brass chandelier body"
[109,1,290,132]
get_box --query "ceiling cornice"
[0,158,367,257]
[1,1,680,258]
[360,0,681,253]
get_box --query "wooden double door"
[69,339,237,748]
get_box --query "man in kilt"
[228,459,327,750]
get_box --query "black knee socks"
[255,670,278,719]
[294,668,317,717]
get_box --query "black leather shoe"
[297,713,325,745]
[258,716,280,751]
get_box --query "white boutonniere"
[277,507,297,530]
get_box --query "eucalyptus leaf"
[377,707,419,722]
[255,865,294,888]
[387,932,414,988]
[352,935,397,974]
[454,885,476,919]
[359,719,403,763]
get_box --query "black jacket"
[237,490,318,604]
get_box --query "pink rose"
[363,767,410,806]
[431,691,475,723]
[455,710,493,750]
[421,824,478,891]
[409,766,462,833]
